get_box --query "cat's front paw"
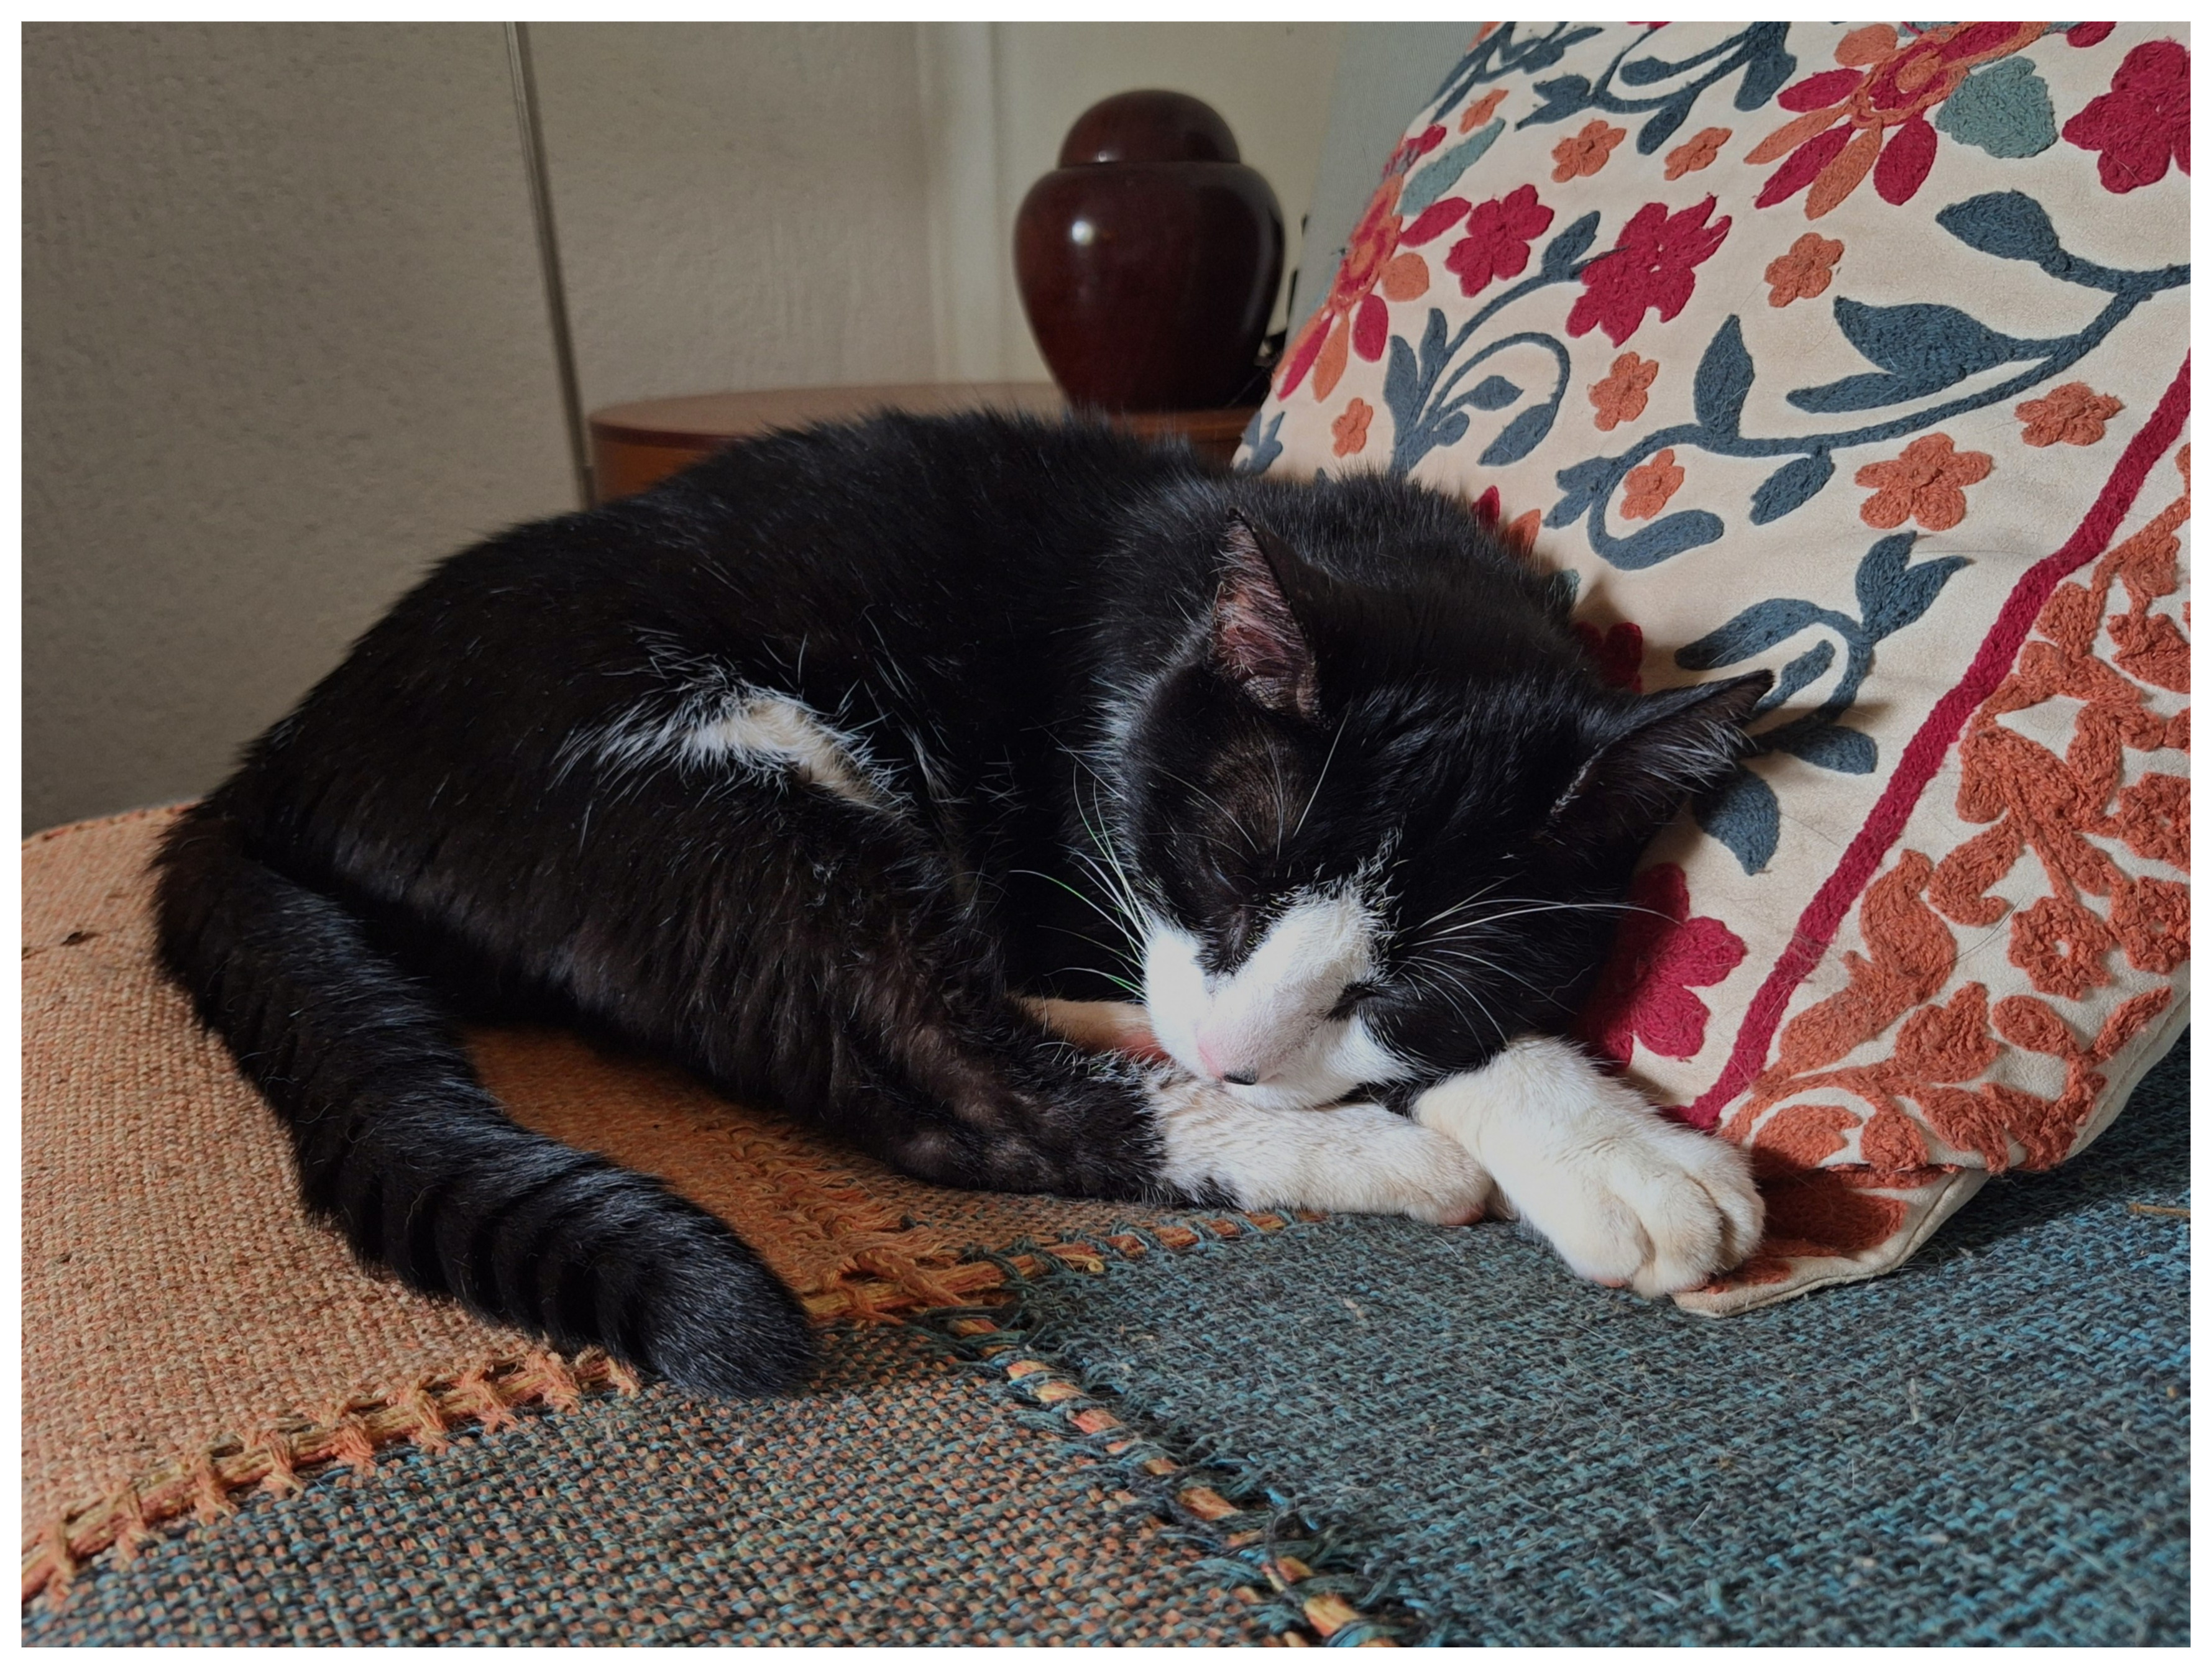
[1152,1075,1494,1223]
[1415,1036,1762,1296]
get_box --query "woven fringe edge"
[21,1347,640,1607]
[18,1205,1306,1612]
[907,1210,1416,1648]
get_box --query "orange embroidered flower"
[1469,488,1542,557]
[1854,434,1992,531]
[2113,875,2189,974]
[1747,22,2046,219]
[1621,448,1684,520]
[2009,895,2117,1000]
[1664,126,1730,180]
[1277,127,1473,401]
[1460,88,1507,132]
[1331,398,1374,457]
[1588,352,1659,432]
[1763,232,1844,308]
[2017,382,2126,447]
[2113,772,2188,867]
[1551,119,1627,182]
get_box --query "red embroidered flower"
[1442,185,1555,298]
[1571,620,1645,690]
[1577,862,1748,1064]
[1467,487,1540,556]
[1566,197,1730,346]
[2063,38,2190,193]
[1746,22,2046,218]
[1277,126,1467,401]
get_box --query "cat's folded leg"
[1149,1071,1495,1225]
[1413,1036,1763,1294]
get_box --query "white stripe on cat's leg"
[1413,1036,1763,1295]
[1151,1074,1492,1223]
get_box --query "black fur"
[153,412,1767,1395]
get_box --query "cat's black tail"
[150,797,814,1396]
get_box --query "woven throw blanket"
[21,807,1201,1588]
[1242,21,2191,1310]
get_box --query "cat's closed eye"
[1326,979,1382,1019]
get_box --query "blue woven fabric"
[25,1045,2185,1645]
[20,1325,1264,1646]
[989,1037,2191,1645]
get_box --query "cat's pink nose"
[1194,1033,1259,1085]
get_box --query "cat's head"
[1121,498,1769,1110]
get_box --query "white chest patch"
[1142,886,1415,1110]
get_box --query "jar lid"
[1057,90,1241,167]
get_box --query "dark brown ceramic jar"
[1014,90,1284,413]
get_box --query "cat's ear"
[1212,514,1320,721]
[1543,672,1773,857]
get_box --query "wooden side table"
[587,383,1258,503]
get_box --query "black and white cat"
[154,411,1768,1396]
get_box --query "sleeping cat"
[154,411,1768,1397]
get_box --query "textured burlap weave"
[22,808,1144,1542]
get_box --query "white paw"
[1152,1074,1494,1223]
[1415,1036,1763,1296]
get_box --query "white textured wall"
[24,23,574,831]
[529,23,937,408]
[23,22,1343,831]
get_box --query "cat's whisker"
[1293,713,1350,841]
[1405,944,1551,999]
[1052,965,1145,998]
[1401,961,1504,1046]
[1413,879,1509,936]
[1154,766,1261,855]
[1444,901,1675,928]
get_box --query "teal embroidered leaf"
[1778,723,1877,774]
[1934,59,2057,159]
[1748,452,1833,523]
[1479,401,1555,467]
[1466,375,1523,411]
[1605,509,1726,571]
[1766,639,1836,709]
[1692,316,1753,437]
[1935,191,2062,263]
[1677,597,1822,669]
[1401,123,1505,217]
[1696,767,1781,874]
[1541,211,1603,277]
[1788,300,2028,409]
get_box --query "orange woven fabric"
[21,808,1143,1541]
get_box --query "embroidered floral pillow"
[1241,22,2190,1312]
